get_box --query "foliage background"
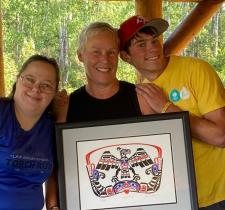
[2,0,225,95]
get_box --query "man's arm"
[136,83,225,147]
[188,107,225,147]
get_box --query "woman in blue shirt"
[0,55,60,210]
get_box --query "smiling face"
[14,61,57,118]
[121,33,169,81]
[78,29,119,87]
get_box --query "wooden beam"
[165,0,202,2]
[0,1,5,97]
[164,0,225,56]
[95,0,202,2]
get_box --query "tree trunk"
[15,14,21,63]
[0,1,5,97]
[59,18,69,88]
[211,11,219,56]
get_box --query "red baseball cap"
[118,15,169,50]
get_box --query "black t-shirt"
[67,81,142,123]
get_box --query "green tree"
[2,0,225,95]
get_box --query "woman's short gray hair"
[77,22,119,53]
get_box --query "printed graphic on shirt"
[7,153,52,172]
[3,143,53,180]
[180,87,190,100]
[169,89,180,102]
[169,87,190,102]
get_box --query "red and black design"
[86,143,163,197]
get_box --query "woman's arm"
[45,169,60,210]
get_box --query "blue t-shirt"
[0,99,55,210]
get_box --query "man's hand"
[136,83,168,113]
[52,89,69,122]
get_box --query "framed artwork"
[55,112,198,210]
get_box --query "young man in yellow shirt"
[119,15,225,210]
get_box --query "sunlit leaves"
[2,0,225,93]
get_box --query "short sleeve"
[191,59,225,115]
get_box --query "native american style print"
[85,143,163,198]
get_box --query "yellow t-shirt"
[143,55,225,207]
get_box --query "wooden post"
[164,0,224,56]
[135,0,162,19]
[135,0,164,42]
[0,1,5,97]
[135,0,163,81]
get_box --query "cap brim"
[143,18,169,36]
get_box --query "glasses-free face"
[78,30,119,87]
[19,74,56,93]
[121,33,168,81]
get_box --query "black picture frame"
[55,111,198,210]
